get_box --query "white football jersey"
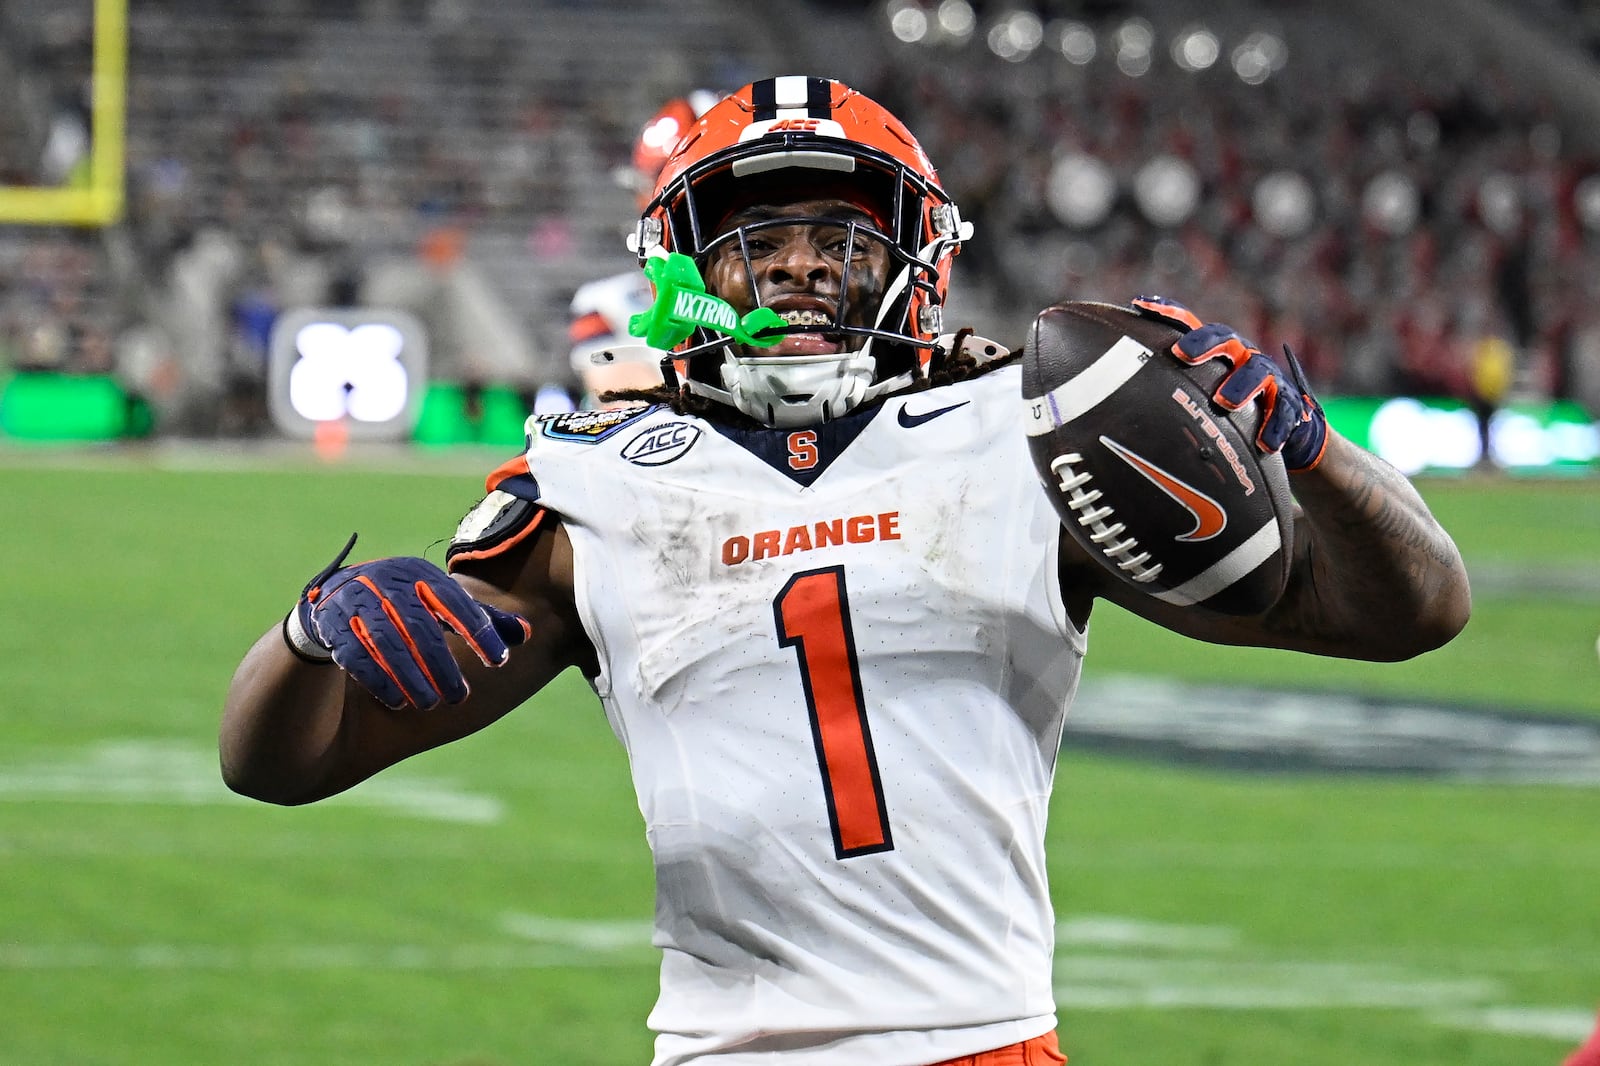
[501,365,1084,1066]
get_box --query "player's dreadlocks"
[601,329,1018,428]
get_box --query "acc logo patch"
[621,421,701,466]
[537,404,652,444]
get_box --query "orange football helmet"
[626,90,722,211]
[631,76,973,427]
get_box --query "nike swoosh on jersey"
[897,400,971,428]
[1100,436,1227,542]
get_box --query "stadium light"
[1407,110,1442,152]
[1362,170,1421,235]
[937,0,976,42]
[1172,24,1221,72]
[1047,152,1117,229]
[1052,20,1097,65]
[1133,155,1200,227]
[1576,173,1600,230]
[1253,170,1316,238]
[1476,173,1523,237]
[1231,31,1287,86]
[1114,17,1155,77]
[987,10,1044,62]
[886,0,930,44]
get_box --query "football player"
[221,76,1471,1065]
[567,90,720,407]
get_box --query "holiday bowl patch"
[537,404,654,444]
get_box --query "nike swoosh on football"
[897,400,971,428]
[1100,436,1227,542]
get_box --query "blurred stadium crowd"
[3,0,1600,435]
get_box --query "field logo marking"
[1068,676,1600,782]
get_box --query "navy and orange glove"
[1132,295,1328,472]
[281,534,532,709]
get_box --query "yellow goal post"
[0,0,126,226]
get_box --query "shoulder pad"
[530,404,656,445]
[447,489,548,569]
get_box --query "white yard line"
[0,740,502,824]
[1431,1006,1598,1042]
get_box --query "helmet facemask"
[685,208,936,427]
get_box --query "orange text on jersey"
[722,512,901,566]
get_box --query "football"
[1021,300,1295,616]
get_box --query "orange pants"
[931,1030,1066,1066]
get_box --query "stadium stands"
[3,0,1599,433]
[822,2,1600,411]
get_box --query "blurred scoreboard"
[266,308,428,442]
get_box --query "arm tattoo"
[1269,444,1467,653]
[1332,454,1461,570]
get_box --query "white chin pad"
[719,350,876,427]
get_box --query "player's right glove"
[1132,296,1329,472]
[281,534,532,710]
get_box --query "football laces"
[1049,452,1162,582]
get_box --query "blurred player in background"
[567,90,720,407]
[221,76,1471,1065]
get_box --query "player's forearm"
[219,625,358,805]
[1284,431,1471,659]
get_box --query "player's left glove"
[282,534,532,710]
[1132,295,1328,472]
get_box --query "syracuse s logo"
[1099,435,1226,542]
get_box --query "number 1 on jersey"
[773,566,893,859]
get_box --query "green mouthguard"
[627,252,786,351]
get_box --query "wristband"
[281,605,335,665]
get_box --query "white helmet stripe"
[750,76,835,122]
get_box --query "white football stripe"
[1024,334,1152,437]
[1154,519,1282,606]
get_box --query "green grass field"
[1,447,1596,1065]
